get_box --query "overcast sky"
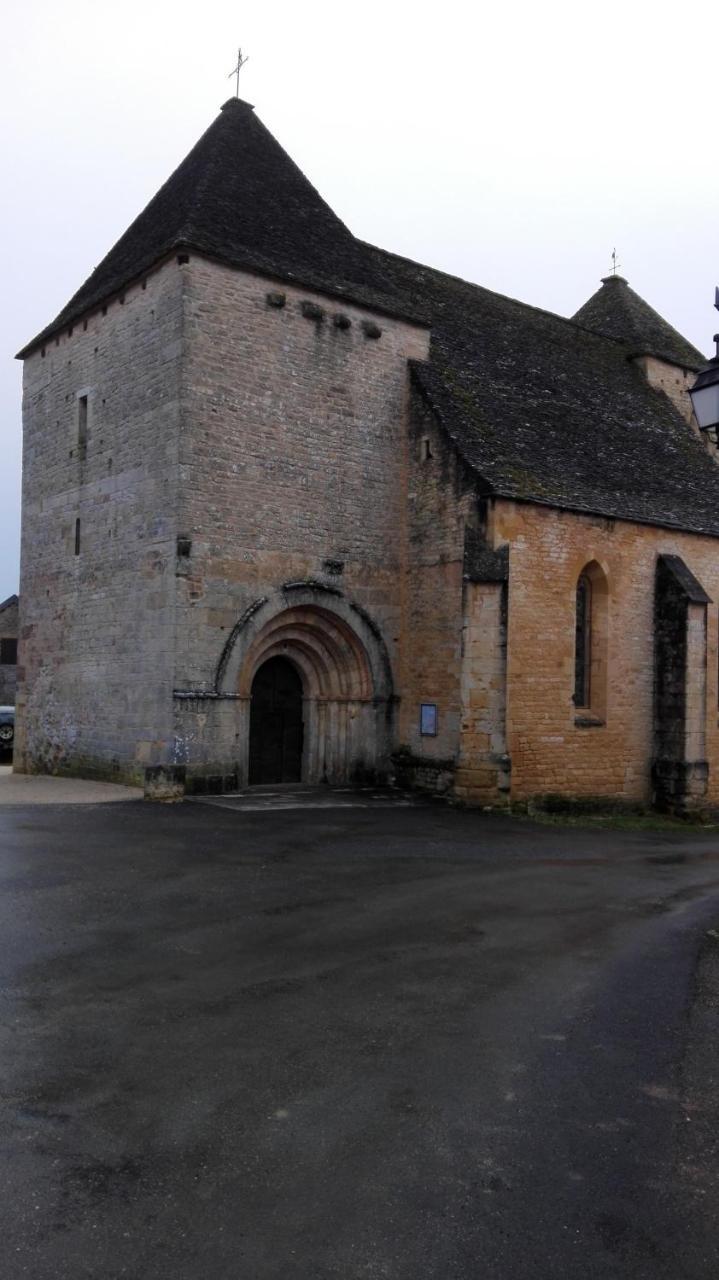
[2,0,718,601]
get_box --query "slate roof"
[18,101,719,538]
[463,528,509,581]
[18,100,417,355]
[572,275,704,370]
[658,555,712,604]
[366,245,719,537]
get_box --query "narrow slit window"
[420,703,438,736]
[78,394,88,451]
[74,518,81,556]
[573,574,591,707]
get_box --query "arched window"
[574,574,592,707]
[572,561,608,722]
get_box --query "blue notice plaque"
[420,703,438,736]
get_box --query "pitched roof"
[18,99,414,355]
[0,595,18,614]
[361,246,718,537]
[19,102,719,539]
[571,275,704,370]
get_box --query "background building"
[0,595,18,706]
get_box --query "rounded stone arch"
[216,583,395,785]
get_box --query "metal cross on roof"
[228,47,249,97]
[609,248,621,277]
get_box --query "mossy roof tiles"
[376,247,718,536]
[18,102,719,537]
[572,276,704,370]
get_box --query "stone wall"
[19,245,719,809]
[16,262,184,781]
[455,580,509,805]
[396,386,480,791]
[171,258,430,786]
[633,355,701,426]
[0,596,18,705]
[493,499,719,807]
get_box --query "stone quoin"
[14,99,719,812]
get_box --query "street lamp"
[689,289,719,444]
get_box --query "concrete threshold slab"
[189,785,419,812]
[0,765,143,805]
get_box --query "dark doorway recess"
[249,656,304,784]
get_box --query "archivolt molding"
[215,582,394,702]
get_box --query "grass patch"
[521,809,719,832]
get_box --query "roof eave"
[489,488,719,541]
[409,360,497,498]
[17,243,430,361]
[15,243,187,359]
[627,348,704,375]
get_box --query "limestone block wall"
[494,499,719,806]
[633,355,701,426]
[455,581,509,805]
[396,387,477,788]
[0,596,19,705]
[16,262,184,781]
[171,257,430,782]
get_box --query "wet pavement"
[191,783,420,811]
[2,798,719,1278]
[0,764,143,805]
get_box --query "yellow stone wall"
[482,499,719,805]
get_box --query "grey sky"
[3,0,718,601]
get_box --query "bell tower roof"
[19,98,397,355]
[572,274,704,370]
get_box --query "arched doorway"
[248,656,304,784]
[216,584,395,787]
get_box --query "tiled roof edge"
[490,491,719,542]
[408,360,495,494]
[657,554,712,603]
[566,318,704,373]
[17,246,429,360]
[366,240,665,355]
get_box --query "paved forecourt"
[0,764,143,804]
[190,784,421,811]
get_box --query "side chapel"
[15,99,719,811]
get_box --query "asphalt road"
[2,797,719,1278]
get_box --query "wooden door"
[248,657,304,784]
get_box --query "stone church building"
[14,99,719,810]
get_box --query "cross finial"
[228,47,249,97]
[610,247,621,277]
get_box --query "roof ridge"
[177,111,229,243]
[363,239,653,352]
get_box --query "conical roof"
[572,275,704,369]
[20,99,403,354]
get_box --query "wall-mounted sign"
[420,703,438,736]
